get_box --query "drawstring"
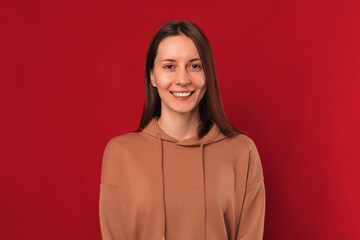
[200,143,206,239]
[156,132,206,240]
[157,133,166,240]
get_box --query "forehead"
[156,35,200,59]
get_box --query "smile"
[170,91,195,97]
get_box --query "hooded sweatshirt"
[99,117,265,240]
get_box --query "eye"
[164,64,174,69]
[190,64,202,69]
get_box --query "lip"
[170,90,195,99]
[170,91,195,93]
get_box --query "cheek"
[157,82,172,92]
[199,78,207,99]
[195,76,206,90]
[192,71,206,86]
[154,73,173,89]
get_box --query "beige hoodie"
[99,117,265,240]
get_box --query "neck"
[157,108,201,141]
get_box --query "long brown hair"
[136,19,246,138]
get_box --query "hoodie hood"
[142,117,227,146]
[141,117,227,240]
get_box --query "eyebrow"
[160,58,201,63]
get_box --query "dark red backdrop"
[1,0,359,239]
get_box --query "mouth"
[170,91,195,97]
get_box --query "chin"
[172,106,198,114]
[162,101,200,115]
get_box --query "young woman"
[99,20,265,240]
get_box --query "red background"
[1,0,359,239]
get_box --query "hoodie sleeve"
[99,138,128,240]
[236,138,266,240]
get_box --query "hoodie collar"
[142,117,227,146]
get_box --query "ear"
[150,70,156,87]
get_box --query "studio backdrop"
[1,0,359,239]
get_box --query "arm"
[99,139,128,240]
[236,138,266,240]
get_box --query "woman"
[99,20,265,240]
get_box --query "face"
[150,35,206,117]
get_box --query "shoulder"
[104,131,144,154]
[109,131,142,145]
[226,134,264,185]
[225,133,258,152]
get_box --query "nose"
[175,67,191,86]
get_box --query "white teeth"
[172,92,192,97]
